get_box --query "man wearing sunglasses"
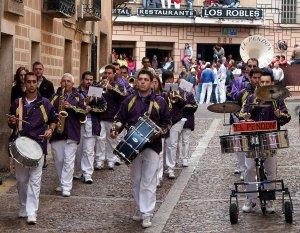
[230,58,259,179]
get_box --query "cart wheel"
[284,201,293,224]
[229,203,239,224]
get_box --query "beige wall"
[0,0,112,169]
[114,0,300,69]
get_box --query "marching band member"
[111,70,171,228]
[50,73,86,197]
[8,72,57,224]
[230,59,259,179]
[240,69,291,213]
[162,71,187,179]
[152,75,166,187]
[97,65,128,169]
[178,84,198,167]
[77,71,107,184]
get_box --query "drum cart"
[206,101,294,225]
[229,149,293,224]
[224,129,294,225]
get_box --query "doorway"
[146,42,174,68]
[197,43,241,62]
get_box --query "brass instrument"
[85,96,107,113]
[67,105,87,124]
[128,76,135,88]
[98,78,127,96]
[169,90,184,104]
[57,88,68,134]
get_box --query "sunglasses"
[248,65,257,68]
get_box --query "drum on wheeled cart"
[220,120,293,224]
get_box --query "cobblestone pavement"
[1,101,300,232]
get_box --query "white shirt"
[272,67,284,81]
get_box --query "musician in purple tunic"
[8,72,57,224]
[240,68,291,214]
[98,64,129,170]
[111,70,170,229]
[50,73,86,198]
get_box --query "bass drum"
[219,134,251,154]
[259,130,289,150]
[9,136,43,167]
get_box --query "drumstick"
[6,114,31,125]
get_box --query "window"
[282,0,297,24]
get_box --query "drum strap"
[39,104,48,123]
[147,101,154,116]
[18,98,23,131]
[51,95,58,105]
[128,96,137,112]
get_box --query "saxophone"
[56,88,68,134]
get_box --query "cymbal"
[255,85,291,101]
[207,102,241,113]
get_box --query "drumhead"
[15,136,43,160]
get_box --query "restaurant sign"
[113,7,131,16]
[137,8,196,17]
[201,7,263,19]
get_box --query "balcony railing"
[43,0,76,18]
[78,0,101,21]
[4,0,24,16]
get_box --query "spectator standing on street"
[291,44,300,64]
[216,58,227,103]
[11,66,28,103]
[151,55,159,69]
[199,63,214,104]
[179,67,189,81]
[272,62,284,85]
[135,57,156,78]
[182,43,193,69]
[127,56,136,76]
[213,44,225,61]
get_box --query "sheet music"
[164,83,179,92]
[179,79,193,92]
[88,86,103,98]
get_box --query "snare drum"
[219,134,251,153]
[9,136,43,167]
[114,115,161,165]
[259,130,289,150]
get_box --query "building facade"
[113,0,300,79]
[0,0,113,169]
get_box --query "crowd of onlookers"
[111,42,300,106]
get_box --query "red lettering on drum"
[233,121,277,132]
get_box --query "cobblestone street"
[1,101,300,232]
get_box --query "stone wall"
[0,0,112,170]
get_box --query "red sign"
[233,121,277,132]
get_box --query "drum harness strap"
[127,95,160,115]
[18,98,23,131]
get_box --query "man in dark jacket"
[33,61,55,100]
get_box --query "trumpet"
[97,78,127,96]
[128,76,135,88]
